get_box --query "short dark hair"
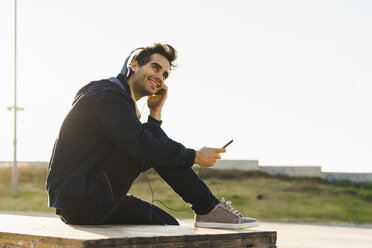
[133,43,177,69]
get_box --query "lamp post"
[6,105,24,198]
[6,0,23,198]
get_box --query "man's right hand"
[194,147,226,167]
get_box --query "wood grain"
[0,214,276,247]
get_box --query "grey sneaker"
[194,198,259,229]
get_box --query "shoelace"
[220,198,242,217]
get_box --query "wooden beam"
[0,214,276,247]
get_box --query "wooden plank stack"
[0,213,276,247]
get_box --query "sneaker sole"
[194,221,259,229]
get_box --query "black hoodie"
[46,74,195,209]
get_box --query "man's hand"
[194,147,226,167]
[148,85,168,120]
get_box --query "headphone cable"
[142,165,201,214]
[140,96,202,223]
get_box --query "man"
[46,43,259,229]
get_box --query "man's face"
[130,53,171,97]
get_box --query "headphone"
[120,47,145,79]
[121,47,164,96]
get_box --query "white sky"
[0,0,371,173]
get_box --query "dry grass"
[1,167,372,224]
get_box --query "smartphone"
[154,89,164,95]
[223,140,233,148]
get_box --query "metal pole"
[12,0,18,198]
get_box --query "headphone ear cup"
[120,47,144,78]
[126,67,131,78]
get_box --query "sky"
[0,0,371,173]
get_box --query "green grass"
[0,167,53,213]
[1,167,371,224]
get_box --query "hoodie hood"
[72,83,93,105]
[72,75,129,106]
[71,76,140,118]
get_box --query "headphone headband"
[120,47,145,78]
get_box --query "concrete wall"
[0,161,48,167]
[214,161,372,183]
[259,165,324,178]
[324,172,372,183]
[1,160,372,183]
[213,159,259,171]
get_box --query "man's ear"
[130,60,139,72]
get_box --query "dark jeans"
[57,165,219,225]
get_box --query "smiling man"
[46,43,259,229]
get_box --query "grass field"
[1,167,371,224]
